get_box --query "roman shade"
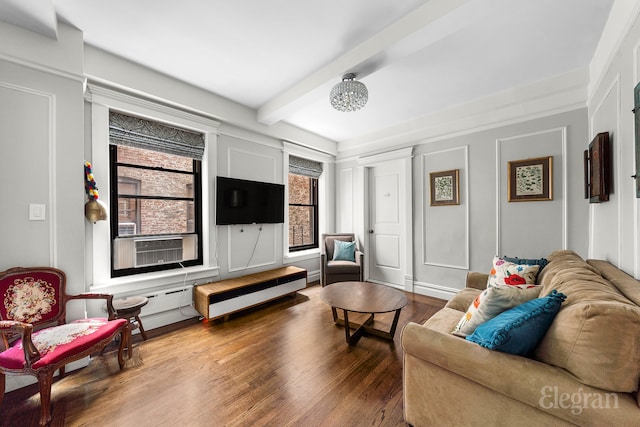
[109,111,205,160]
[289,155,323,179]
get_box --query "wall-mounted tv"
[216,176,285,225]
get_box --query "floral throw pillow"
[452,284,542,337]
[487,256,540,289]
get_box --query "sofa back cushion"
[533,256,640,392]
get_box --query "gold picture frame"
[508,156,553,202]
[430,169,460,206]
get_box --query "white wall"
[0,21,87,391]
[338,109,589,299]
[0,20,336,391]
[587,0,640,278]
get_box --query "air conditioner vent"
[134,237,183,267]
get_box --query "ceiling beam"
[0,0,58,39]
[257,0,469,125]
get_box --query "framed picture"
[430,169,459,206]
[507,156,553,202]
[583,132,611,203]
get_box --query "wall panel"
[497,128,567,257]
[423,146,469,269]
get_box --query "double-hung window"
[288,155,322,251]
[108,111,204,277]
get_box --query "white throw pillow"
[452,284,542,337]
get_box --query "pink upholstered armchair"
[0,267,128,426]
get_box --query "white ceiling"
[1,0,614,145]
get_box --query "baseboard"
[412,281,459,301]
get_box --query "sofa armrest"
[401,322,640,424]
[465,271,488,290]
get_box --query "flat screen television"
[216,176,285,225]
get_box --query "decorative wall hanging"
[508,156,553,202]
[84,161,108,223]
[583,132,611,203]
[430,169,460,206]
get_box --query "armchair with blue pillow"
[320,233,364,286]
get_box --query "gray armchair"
[320,233,364,286]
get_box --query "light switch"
[29,204,46,221]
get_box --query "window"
[288,155,322,251]
[109,111,204,277]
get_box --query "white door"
[367,160,405,287]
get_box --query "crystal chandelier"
[330,73,368,112]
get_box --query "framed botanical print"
[507,156,553,202]
[430,169,459,206]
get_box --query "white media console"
[193,266,307,320]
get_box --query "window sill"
[90,265,219,295]
[284,249,320,263]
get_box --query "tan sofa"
[402,250,640,426]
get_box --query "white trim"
[0,52,85,84]
[421,146,470,270]
[357,146,414,166]
[495,127,568,255]
[359,147,414,291]
[87,86,220,290]
[0,82,58,266]
[589,0,640,101]
[588,74,621,261]
[281,142,331,261]
[339,69,587,158]
[412,281,457,301]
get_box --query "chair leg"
[135,315,148,340]
[37,371,54,427]
[118,327,127,367]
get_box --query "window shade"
[289,155,323,178]
[109,111,205,160]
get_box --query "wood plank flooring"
[1,284,445,427]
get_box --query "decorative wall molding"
[339,69,587,159]
[86,83,221,131]
[0,52,84,84]
[357,146,414,166]
[495,127,568,256]
[588,74,621,262]
[422,146,469,270]
[412,281,458,301]
[589,0,640,101]
[0,82,57,266]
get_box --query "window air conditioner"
[134,237,183,267]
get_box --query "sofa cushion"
[466,290,566,355]
[487,257,540,288]
[452,285,542,337]
[535,299,640,392]
[533,257,640,393]
[445,288,481,312]
[325,260,360,274]
[422,307,462,334]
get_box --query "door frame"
[358,147,414,291]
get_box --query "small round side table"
[112,296,149,358]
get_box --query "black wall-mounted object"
[215,176,285,225]
[584,132,612,203]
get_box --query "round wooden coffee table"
[319,281,408,345]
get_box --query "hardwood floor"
[1,284,445,427]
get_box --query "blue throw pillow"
[502,255,549,273]
[466,290,567,355]
[333,240,356,262]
